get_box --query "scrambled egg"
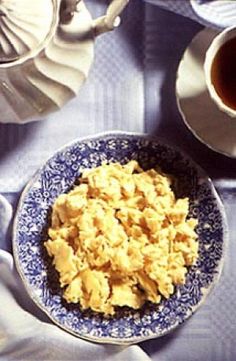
[44,161,198,315]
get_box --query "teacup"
[204,26,236,118]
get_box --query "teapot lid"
[0,0,55,63]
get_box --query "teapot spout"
[60,0,129,35]
[93,15,121,37]
[93,0,129,37]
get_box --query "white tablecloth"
[1,1,236,360]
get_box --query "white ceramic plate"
[191,0,236,29]
[145,0,236,29]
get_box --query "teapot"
[0,0,129,123]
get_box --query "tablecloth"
[1,1,236,360]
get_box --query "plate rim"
[12,130,229,345]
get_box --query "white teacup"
[204,26,236,118]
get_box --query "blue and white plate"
[12,132,228,344]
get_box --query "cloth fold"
[0,196,151,361]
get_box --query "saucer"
[176,28,236,158]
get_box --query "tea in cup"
[204,26,236,117]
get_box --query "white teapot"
[0,0,129,123]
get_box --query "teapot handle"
[92,0,129,36]
[60,0,129,36]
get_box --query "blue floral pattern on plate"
[12,132,227,344]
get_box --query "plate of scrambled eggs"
[12,131,227,344]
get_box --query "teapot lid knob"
[0,0,56,64]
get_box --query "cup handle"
[92,0,129,36]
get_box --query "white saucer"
[176,28,236,158]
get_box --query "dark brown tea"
[211,37,236,110]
